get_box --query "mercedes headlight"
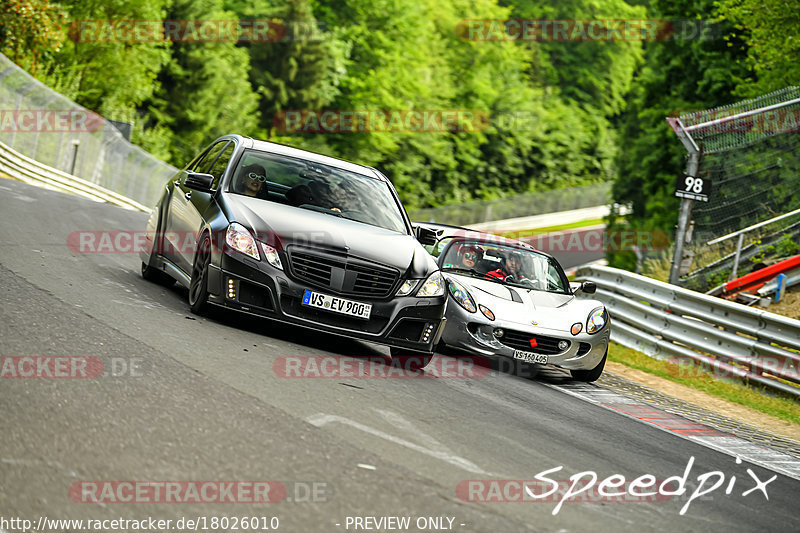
[226,223,259,260]
[396,279,418,296]
[417,271,445,297]
[260,242,283,270]
[448,278,476,312]
[586,307,608,335]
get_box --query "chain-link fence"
[668,87,800,291]
[0,53,177,208]
[407,182,611,226]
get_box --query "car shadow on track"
[135,269,579,381]
[435,346,574,386]
[135,269,391,359]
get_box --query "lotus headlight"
[396,279,418,296]
[226,223,259,260]
[417,271,445,297]
[260,242,283,270]
[587,307,608,335]
[479,305,495,321]
[448,279,476,313]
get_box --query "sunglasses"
[463,252,479,260]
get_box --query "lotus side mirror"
[576,281,596,294]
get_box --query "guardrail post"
[730,233,745,281]
[69,139,80,176]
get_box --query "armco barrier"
[575,265,800,397]
[0,140,150,212]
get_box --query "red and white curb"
[548,381,800,481]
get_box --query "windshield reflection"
[230,150,407,234]
[439,239,569,294]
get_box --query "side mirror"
[415,225,439,246]
[573,281,597,294]
[184,172,215,192]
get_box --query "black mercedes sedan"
[140,134,446,369]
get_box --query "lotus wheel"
[189,235,212,314]
[571,349,607,382]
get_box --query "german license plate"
[513,350,548,364]
[302,290,372,319]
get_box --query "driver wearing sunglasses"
[458,244,484,269]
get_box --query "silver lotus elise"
[424,226,610,381]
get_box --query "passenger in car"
[239,164,268,198]
[486,251,529,282]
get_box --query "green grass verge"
[498,218,607,239]
[608,342,800,425]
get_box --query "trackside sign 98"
[675,174,712,202]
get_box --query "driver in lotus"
[444,243,484,271]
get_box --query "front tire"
[390,347,433,372]
[189,235,212,314]
[570,349,607,382]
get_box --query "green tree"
[510,0,646,117]
[139,0,262,163]
[226,0,349,140]
[717,0,800,96]
[40,0,172,118]
[0,0,67,74]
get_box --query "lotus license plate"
[302,290,372,319]
[512,350,548,364]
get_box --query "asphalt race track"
[1,178,799,533]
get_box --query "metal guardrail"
[575,265,800,398]
[0,140,150,212]
[1,53,179,208]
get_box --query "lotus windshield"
[230,150,407,233]
[441,239,570,294]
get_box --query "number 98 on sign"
[675,174,712,202]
